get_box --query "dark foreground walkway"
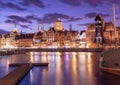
[0,63,48,85]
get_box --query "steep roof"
[95,14,104,21]
[80,30,86,35]
[36,32,43,36]
[15,33,34,40]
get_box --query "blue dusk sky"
[0,0,120,33]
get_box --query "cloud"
[0,0,45,11]
[25,15,41,22]
[20,24,32,30]
[21,0,45,8]
[0,1,26,11]
[59,0,120,7]
[6,15,33,24]
[5,15,33,30]
[66,17,82,22]
[4,19,15,24]
[78,23,93,27]
[84,12,97,19]
[84,12,110,19]
[5,2,26,11]
[40,13,70,24]
[60,0,81,6]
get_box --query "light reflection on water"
[0,52,120,85]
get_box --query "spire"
[37,24,40,32]
[58,18,61,20]
[95,14,104,21]
[51,23,54,28]
[40,24,45,32]
[41,24,44,30]
[14,22,16,28]
[69,24,72,31]
[13,21,18,32]
[20,30,22,34]
[112,4,118,47]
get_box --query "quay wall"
[0,48,103,56]
[102,48,120,69]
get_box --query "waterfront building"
[0,19,87,48]
[26,20,84,48]
[86,14,116,48]
[95,14,104,45]
[0,34,6,48]
[33,31,43,46]
[5,34,11,48]
[47,26,55,43]
[15,33,34,47]
[0,23,18,48]
[9,25,18,47]
[55,18,64,31]
[117,27,120,45]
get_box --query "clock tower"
[56,18,63,31]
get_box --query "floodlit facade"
[86,14,119,48]
[0,19,87,48]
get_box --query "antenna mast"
[112,4,118,47]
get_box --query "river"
[0,52,120,85]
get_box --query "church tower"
[95,14,104,45]
[13,22,18,33]
[55,18,63,31]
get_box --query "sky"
[0,0,120,33]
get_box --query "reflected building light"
[70,52,78,85]
[34,55,40,63]
[87,52,91,57]
[42,69,48,85]
[41,52,47,56]
[65,54,69,61]
[71,55,78,85]
[30,52,34,63]
[56,53,61,64]
[47,55,51,61]
[78,52,86,65]
[56,64,62,85]
[71,52,77,61]
[57,52,61,56]
[65,52,70,59]
[34,52,40,55]
[6,59,10,74]
[30,70,34,84]
[41,56,47,62]
[87,52,92,64]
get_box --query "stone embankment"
[0,50,26,56]
[100,48,120,76]
[0,48,103,56]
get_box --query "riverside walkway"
[0,63,48,85]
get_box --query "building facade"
[86,14,117,48]
[16,33,34,47]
